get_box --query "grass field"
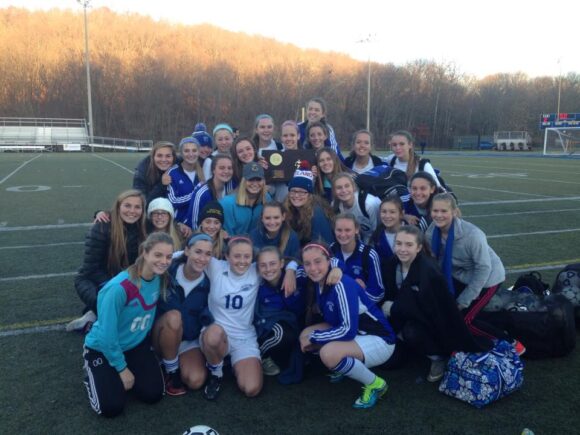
[1,151,579,434]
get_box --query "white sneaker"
[65,310,97,332]
[261,357,280,376]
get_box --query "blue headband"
[212,123,233,136]
[187,233,213,247]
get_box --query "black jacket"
[74,221,141,312]
[344,154,384,171]
[382,252,491,354]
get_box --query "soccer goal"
[543,127,580,156]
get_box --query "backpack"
[512,271,550,296]
[438,340,524,408]
[551,263,580,322]
[353,166,409,201]
[389,156,454,196]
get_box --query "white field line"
[447,171,580,186]
[487,228,580,239]
[440,161,578,175]
[0,272,76,282]
[465,207,580,218]
[0,241,84,250]
[461,195,580,206]
[0,154,43,184]
[91,153,134,174]
[0,324,65,337]
[451,183,551,198]
[0,223,91,232]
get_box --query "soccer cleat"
[203,375,222,401]
[513,340,526,356]
[328,372,345,384]
[164,369,187,396]
[352,376,388,409]
[426,359,447,382]
[261,357,280,376]
[65,310,97,332]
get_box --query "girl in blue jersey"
[404,172,438,232]
[187,154,236,230]
[255,246,306,381]
[344,130,384,174]
[133,141,177,205]
[250,201,301,261]
[370,195,405,261]
[152,233,214,396]
[299,242,396,409]
[167,137,205,224]
[82,232,174,417]
[330,213,384,305]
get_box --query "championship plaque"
[263,149,316,183]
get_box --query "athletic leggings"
[258,321,297,370]
[83,339,164,418]
[455,280,511,341]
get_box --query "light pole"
[78,0,94,143]
[356,34,375,130]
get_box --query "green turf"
[1,151,579,433]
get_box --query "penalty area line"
[91,154,134,174]
[0,153,43,185]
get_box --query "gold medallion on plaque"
[269,153,283,166]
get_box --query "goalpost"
[543,127,580,156]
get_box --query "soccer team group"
[69,97,521,418]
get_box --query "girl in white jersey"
[199,236,297,400]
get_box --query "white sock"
[332,356,375,385]
[162,357,179,373]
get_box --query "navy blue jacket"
[157,259,213,341]
[133,156,168,205]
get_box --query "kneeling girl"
[299,243,396,409]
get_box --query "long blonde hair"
[127,232,173,300]
[236,178,268,206]
[108,190,147,276]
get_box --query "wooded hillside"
[1,7,578,146]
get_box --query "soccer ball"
[183,425,219,435]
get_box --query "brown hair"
[232,136,258,182]
[389,130,419,180]
[128,232,173,300]
[107,190,147,276]
[147,141,176,186]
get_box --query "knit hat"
[178,136,200,152]
[287,161,314,193]
[199,201,224,225]
[213,123,234,136]
[243,162,265,180]
[147,197,175,219]
[193,122,207,133]
[192,131,213,148]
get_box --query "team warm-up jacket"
[309,274,395,345]
[167,164,200,224]
[330,241,385,304]
[85,271,160,372]
[156,260,213,341]
[185,179,236,229]
[343,154,384,172]
[132,156,167,205]
[74,221,141,312]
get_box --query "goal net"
[543,127,580,156]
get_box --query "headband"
[187,233,213,247]
[302,243,331,258]
[213,123,233,136]
[228,235,252,245]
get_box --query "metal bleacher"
[0,118,89,151]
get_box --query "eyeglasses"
[151,211,169,217]
[289,190,309,197]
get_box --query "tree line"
[1,7,579,148]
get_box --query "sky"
[2,0,578,78]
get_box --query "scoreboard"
[540,113,580,129]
